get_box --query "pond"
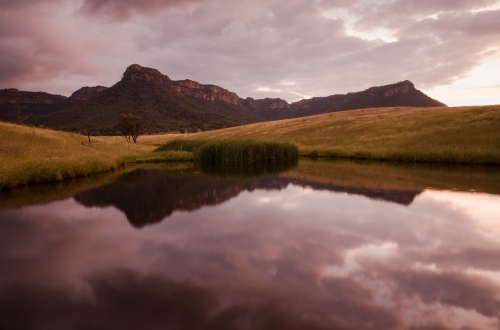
[1,159,500,330]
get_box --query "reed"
[154,139,207,152]
[195,140,298,166]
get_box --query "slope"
[39,74,266,135]
[151,105,500,164]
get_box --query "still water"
[1,160,500,330]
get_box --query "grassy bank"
[146,105,500,164]
[0,122,187,189]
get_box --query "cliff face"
[69,86,108,102]
[242,97,290,110]
[172,80,241,105]
[0,88,67,104]
[284,80,445,119]
[122,64,241,106]
[122,64,173,85]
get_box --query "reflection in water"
[74,169,420,227]
[1,162,500,329]
[198,157,298,178]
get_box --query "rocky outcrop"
[121,64,241,106]
[380,80,414,97]
[122,64,173,85]
[172,80,241,106]
[69,86,108,102]
[0,88,67,104]
[242,97,290,110]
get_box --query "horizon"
[1,0,499,106]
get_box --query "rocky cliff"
[242,97,290,110]
[69,86,108,102]
[172,80,241,105]
[121,64,241,106]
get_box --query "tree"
[11,104,31,125]
[115,113,144,143]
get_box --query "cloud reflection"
[0,182,500,329]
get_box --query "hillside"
[0,64,446,134]
[39,72,265,135]
[243,80,446,120]
[147,105,500,164]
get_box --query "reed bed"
[154,139,208,153]
[195,140,298,166]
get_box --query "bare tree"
[11,104,32,125]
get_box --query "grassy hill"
[0,122,193,189]
[146,105,500,164]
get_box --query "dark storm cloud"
[0,268,402,330]
[0,0,62,10]
[78,0,200,20]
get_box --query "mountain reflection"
[73,169,421,227]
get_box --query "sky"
[1,0,500,106]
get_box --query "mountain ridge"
[0,64,447,133]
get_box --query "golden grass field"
[1,104,499,189]
[143,105,500,164]
[0,122,190,189]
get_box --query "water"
[1,160,500,330]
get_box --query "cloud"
[392,270,500,319]
[77,0,199,21]
[0,0,500,101]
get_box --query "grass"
[0,122,183,189]
[0,162,195,210]
[195,140,298,165]
[194,140,298,178]
[154,139,208,153]
[2,104,500,189]
[145,105,500,164]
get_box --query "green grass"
[194,140,298,165]
[154,139,208,153]
[144,105,500,164]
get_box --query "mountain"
[243,80,446,120]
[28,65,265,134]
[0,64,446,133]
